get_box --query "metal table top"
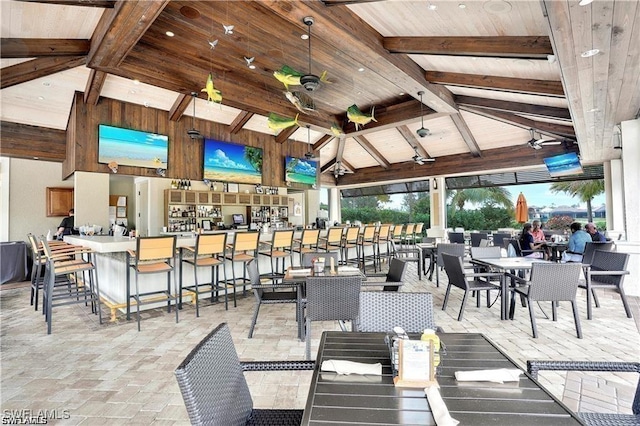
[302,331,583,425]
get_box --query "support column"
[329,187,341,225]
[604,160,624,237]
[429,177,446,238]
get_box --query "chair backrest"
[302,251,340,267]
[492,233,512,248]
[507,238,523,257]
[581,241,615,265]
[377,224,391,240]
[175,323,253,426]
[414,222,424,236]
[344,227,360,243]
[404,223,415,236]
[195,233,227,256]
[436,243,465,264]
[470,246,502,260]
[232,231,260,252]
[270,229,294,249]
[356,292,437,333]
[361,225,377,242]
[528,263,582,301]
[305,276,361,322]
[136,236,176,261]
[470,232,488,247]
[300,229,320,246]
[325,227,344,244]
[448,232,465,244]
[441,253,468,290]
[590,250,630,286]
[386,258,408,282]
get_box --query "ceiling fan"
[412,145,435,165]
[187,92,203,140]
[303,125,318,160]
[416,91,431,138]
[300,17,323,92]
[526,129,562,150]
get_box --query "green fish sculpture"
[274,65,329,90]
[346,104,377,130]
[330,122,344,136]
[267,113,299,133]
[201,73,222,103]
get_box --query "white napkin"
[425,386,459,426]
[288,268,312,276]
[337,266,361,273]
[455,368,522,383]
[321,359,382,375]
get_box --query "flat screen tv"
[543,152,583,177]
[203,139,262,184]
[284,156,318,185]
[98,124,168,169]
[232,214,244,225]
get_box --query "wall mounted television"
[543,152,583,178]
[98,124,168,169]
[203,139,262,184]
[284,156,318,185]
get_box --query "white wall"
[0,158,10,241]
[5,158,74,242]
[74,171,110,231]
[619,117,640,296]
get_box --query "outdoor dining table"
[283,266,366,341]
[471,257,551,320]
[415,242,436,277]
[541,241,569,262]
[301,331,583,425]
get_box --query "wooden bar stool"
[222,231,260,307]
[340,226,360,266]
[259,229,294,282]
[292,229,320,266]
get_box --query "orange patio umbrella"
[515,192,528,223]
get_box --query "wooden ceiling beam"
[275,126,299,144]
[426,71,564,97]
[228,111,254,134]
[397,125,431,159]
[337,143,573,186]
[460,106,576,139]
[384,36,552,59]
[455,95,572,121]
[322,0,384,6]
[450,113,482,157]
[353,135,390,169]
[1,38,90,58]
[83,69,107,105]
[15,0,115,7]
[0,121,66,161]
[259,1,458,114]
[0,56,86,89]
[321,158,337,174]
[168,93,191,122]
[312,134,333,151]
[87,0,169,69]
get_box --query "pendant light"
[187,92,201,140]
[416,91,430,138]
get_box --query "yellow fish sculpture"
[347,104,377,130]
[201,73,222,103]
[267,113,299,133]
[330,122,344,136]
[274,65,329,90]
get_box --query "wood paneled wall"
[64,91,308,186]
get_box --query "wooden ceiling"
[1,0,637,187]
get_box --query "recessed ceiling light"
[38,96,45,100]
[133,79,140,85]
[42,81,51,87]
[399,92,405,96]
[428,4,438,10]
[587,107,600,112]
[33,157,39,160]
[458,3,467,9]
[581,48,600,57]
[165,31,175,37]
[358,67,365,72]
[249,64,256,69]
[143,102,151,108]
[129,89,136,94]
[301,34,309,40]
[578,0,594,5]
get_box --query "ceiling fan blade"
[540,140,562,145]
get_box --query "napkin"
[321,360,382,376]
[425,386,459,426]
[288,268,312,276]
[337,266,361,274]
[454,368,522,383]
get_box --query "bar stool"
[126,235,178,331]
[357,225,377,271]
[374,224,392,271]
[292,229,320,266]
[318,227,344,261]
[222,231,260,307]
[180,232,227,315]
[340,226,360,266]
[259,229,294,282]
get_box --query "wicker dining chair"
[433,243,466,286]
[470,232,489,248]
[175,322,314,426]
[581,250,631,320]
[362,257,407,292]
[355,291,439,333]
[527,360,640,426]
[304,275,362,360]
[509,262,583,338]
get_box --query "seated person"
[518,223,545,259]
[561,222,592,262]
[585,222,606,242]
[531,220,546,242]
[55,208,76,240]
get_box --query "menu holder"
[394,339,437,388]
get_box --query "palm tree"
[243,147,263,173]
[550,180,604,222]
[448,187,513,211]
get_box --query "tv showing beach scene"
[285,156,318,185]
[543,152,583,178]
[203,139,262,184]
[98,124,168,169]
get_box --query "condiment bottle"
[420,329,440,368]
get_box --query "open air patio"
[1,260,638,425]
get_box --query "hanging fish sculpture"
[267,113,299,133]
[346,104,376,130]
[201,73,222,103]
[284,91,317,115]
[330,122,344,136]
[274,65,329,90]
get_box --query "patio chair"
[175,322,314,425]
[470,232,488,247]
[527,360,640,426]
[305,275,361,359]
[491,232,512,248]
[581,250,631,320]
[362,257,407,291]
[509,262,583,338]
[581,241,615,268]
[432,243,466,286]
[391,240,422,280]
[441,253,502,321]
[355,291,440,333]
[448,232,465,244]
